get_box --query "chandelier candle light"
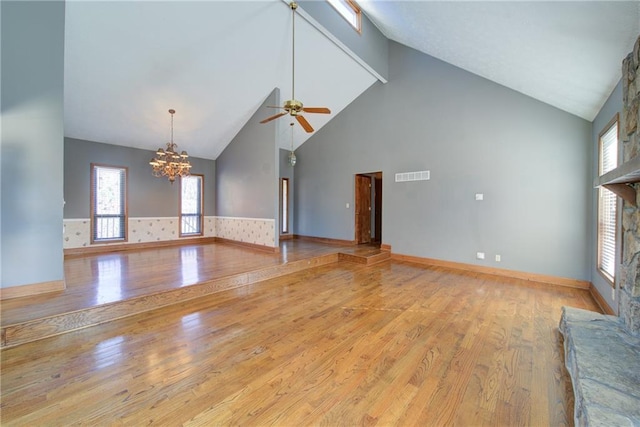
[150,109,192,183]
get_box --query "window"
[180,174,203,237]
[327,0,361,32]
[597,115,619,283]
[91,164,127,243]
[281,178,290,234]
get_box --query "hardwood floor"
[1,240,348,326]
[1,256,599,425]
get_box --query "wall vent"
[395,170,430,182]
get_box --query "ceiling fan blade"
[296,115,314,133]
[302,107,331,114]
[260,112,288,124]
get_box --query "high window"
[281,178,290,234]
[91,164,127,243]
[180,174,203,237]
[597,115,619,283]
[327,0,361,32]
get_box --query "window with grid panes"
[180,174,203,236]
[91,164,127,243]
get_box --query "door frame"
[354,171,382,245]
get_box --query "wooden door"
[355,174,372,244]
[373,174,382,243]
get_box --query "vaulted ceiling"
[64,1,640,161]
[360,1,640,121]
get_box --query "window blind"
[597,120,618,281]
[600,124,618,175]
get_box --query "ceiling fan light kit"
[260,1,331,133]
[288,122,297,166]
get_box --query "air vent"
[395,170,430,182]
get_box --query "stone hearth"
[559,307,640,425]
[560,35,640,426]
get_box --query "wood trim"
[0,280,65,301]
[326,0,362,34]
[280,178,290,234]
[214,237,279,253]
[597,113,619,176]
[338,251,390,266]
[589,284,616,315]
[603,183,637,206]
[380,243,392,252]
[391,253,591,290]
[294,234,356,246]
[65,237,218,258]
[279,234,294,241]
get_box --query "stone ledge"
[559,306,640,426]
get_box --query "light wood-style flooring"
[1,240,374,326]
[1,243,599,425]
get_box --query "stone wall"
[620,35,640,335]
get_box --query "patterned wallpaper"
[215,216,275,247]
[63,216,275,249]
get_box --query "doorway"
[355,172,382,245]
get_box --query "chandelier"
[149,109,191,184]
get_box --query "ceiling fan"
[260,1,331,133]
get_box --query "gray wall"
[216,89,279,223]
[64,138,215,219]
[298,0,388,81]
[591,80,623,313]
[295,41,593,281]
[1,1,65,288]
[279,148,295,235]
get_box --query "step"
[1,253,339,349]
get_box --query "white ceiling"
[64,1,640,161]
[64,0,377,160]
[359,0,639,121]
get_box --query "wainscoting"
[63,216,275,249]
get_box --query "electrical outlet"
[612,288,616,300]
[346,203,350,209]
[476,252,485,260]
[495,254,501,262]
[475,193,484,201]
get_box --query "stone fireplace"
[559,35,640,426]
[619,36,640,334]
